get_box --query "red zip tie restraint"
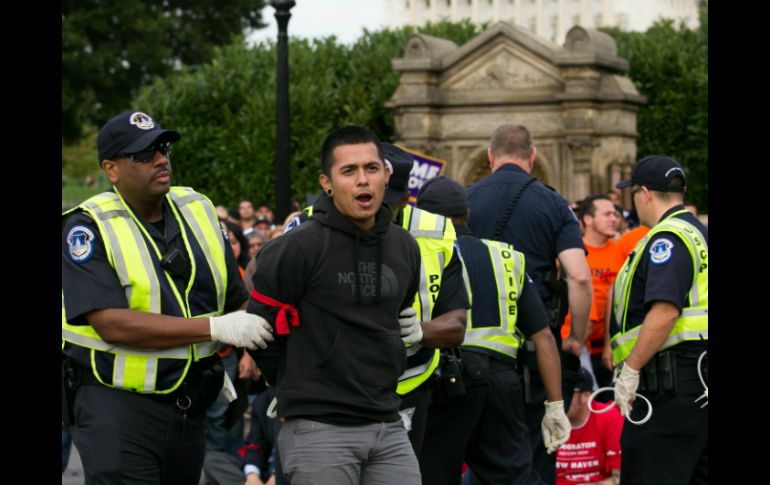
[250,289,299,335]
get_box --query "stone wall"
[386,22,645,203]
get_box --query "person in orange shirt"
[563,195,626,389]
[617,225,650,258]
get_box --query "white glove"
[209,310,274,350]
[542,400,571,454]
[614,364,640,417]
[399,307,423,344]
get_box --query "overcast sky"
[248,0,387,45]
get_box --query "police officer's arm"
[420,248,468,348]
[557,247,592,356]
[623,302,681,371]
[531,328,563,402]
[519,277,562,402]
[421,308,467,348]
[63,214,219,349]
[624,234,694,371]
[85,310,213,348]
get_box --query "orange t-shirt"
[562,240,626,353]
[618,226,650,258]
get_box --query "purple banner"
[396,145,446,205]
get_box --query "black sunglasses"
[117,142,172,163]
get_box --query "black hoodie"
[247,194,421,424]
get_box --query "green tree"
[62,0,267,143]
[135,20,482,208]
[602,8,708,211]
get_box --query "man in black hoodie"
[246,126,423,485]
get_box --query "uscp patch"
[67,226,96,264]
[649,238,674,265]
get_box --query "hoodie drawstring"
[375,238,383,304]
[354,231,362,305]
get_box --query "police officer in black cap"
[382,143,469,458]
[62,110,274,484]
[609,155,708,485]
[416,176,569,485]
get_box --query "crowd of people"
[62,111,707,485]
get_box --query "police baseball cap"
[575,367,594,392]
[415,176,468,218]
[97,111,181,166]
[383,143,416,205]
[616,155,686,193]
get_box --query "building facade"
[385,0,700,44]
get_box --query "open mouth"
[355,193,374,208]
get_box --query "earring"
[326,188,333,196]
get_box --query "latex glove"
[399,307,423,344]
[209,311,274,350]
[613,364,640,417]
[542,400,571,453]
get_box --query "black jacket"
[247,194,421,424]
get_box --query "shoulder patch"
[649,238,674,265]
[66,225,96,264]
[282,214,306,234]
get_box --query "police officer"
[62,110,274,484]
[466,123,592,484]
[415,176,570,485]
[382,143,469,457]
[610,155,708,485]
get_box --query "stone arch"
[387,22,645,199]
[456,144,553,187]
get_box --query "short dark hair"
[489,124,534,160]
[320,125,384,176]
[578,194,612,224]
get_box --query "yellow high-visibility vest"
[461,239,525,363]
[611,211,708,365]
[396,205,456,395]
[62,186,228,394]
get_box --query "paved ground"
[61,444,84,485]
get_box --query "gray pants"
[278,418,421,485]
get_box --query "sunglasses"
[117,142,172,163]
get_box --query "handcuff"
[587,386,652,425]
[587,349,708,425]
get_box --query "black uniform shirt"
[609,206,708,356]
[62,198,247,326]
[466,164,585,302]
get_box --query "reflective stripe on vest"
[397,205,456,395]
[462,239,525,361]
[62,186,227,393]
[610,211,708,365]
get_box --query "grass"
[61,179,110,212]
